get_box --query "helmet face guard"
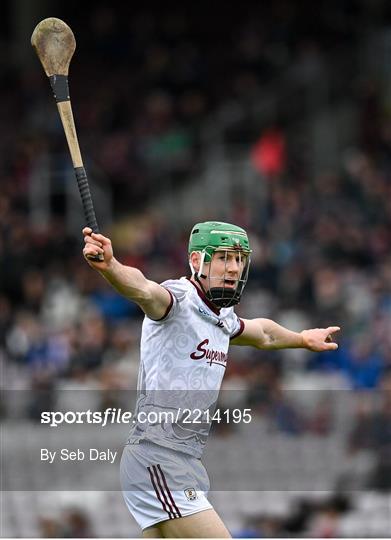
[188,222,252,308]
[202,248,251,308]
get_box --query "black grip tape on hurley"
[74,166,99,233]
[49,75,70,102]
[75,167,103,262]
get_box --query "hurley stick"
[31,17,103,260]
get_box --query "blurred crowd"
[1,1,389,377]
[1,3,391,535]
[38,508,94,539]
[4,2,391,209]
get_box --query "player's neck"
[187,277,221,315]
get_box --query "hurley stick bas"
[31,17,103,261]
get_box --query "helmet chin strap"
[197,251,207,279]
[189,251,210,298]
[189,251,207,279]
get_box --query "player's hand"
[82,227,114,271]
[300,326,340,352]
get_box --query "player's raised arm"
[231,317,340,352]
[82,227,171,320]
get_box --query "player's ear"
[190,251,200,272]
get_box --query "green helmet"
[188,221,251,262]
[188,221,252,308]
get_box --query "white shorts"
[120,440,213,531]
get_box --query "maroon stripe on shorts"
[147,466,174,519]
[152,465,178,519]
[157,464,182,517]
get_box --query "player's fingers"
[84,235,103,248]
[326,326,340,334]
[83,243,104,253]
[91,232,111,245]
[325,327,339,343]
[325,342,338,350]
[82,227,92,236]
[83,245,104,258]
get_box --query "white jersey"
[127,277,244,457]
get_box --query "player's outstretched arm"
[82,227,171,320]
[231,318,340,352]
